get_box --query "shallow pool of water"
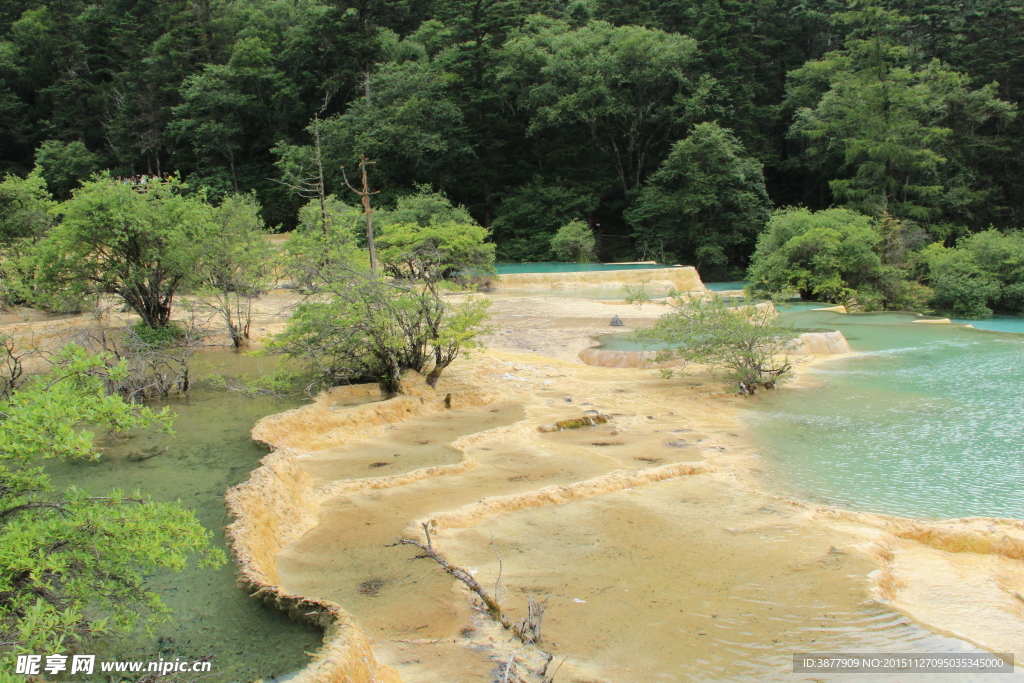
[704,280,748,291]
[494,262,675,274]
[951,314,1024,334]
[743,311,1024,520]
[594,332,670,351]
[449,477,1006,682]
[486,284,673,301]
[592,301,833,351]
[44,350,338,682]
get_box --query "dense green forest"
[1,0,1022,278]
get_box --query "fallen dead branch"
[387,522,550,647]
[537,414,609,432]
[514,594,549,644]
[388,522,510,626]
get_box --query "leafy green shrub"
[378,220,495,283]
[550,220,597,263]
[376,186,476,228]
[266,272,490,392]
[194,193,277,347]
[0,171,54,243]
[746,207,928,310]
[628,295,799,394]
[928,264,998,317]
[0,344,222,659]
[283,196,366,292]
[37,176,216,328]
[922,230,1024,316]
[747,207,881,302]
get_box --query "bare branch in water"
[542,655,568,683]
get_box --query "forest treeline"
[1,0,1022,277]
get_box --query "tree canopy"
[0,0,1022,270]
[37,177,216,327]
[626,122,770,276]
[786,3,1015,231]
[746,207,929,310]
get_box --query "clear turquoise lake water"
[494,262,675,274]
[950,314,1024,334]
[592,304,1024,521]
[704,280,748,291]
[743,310,1024,520]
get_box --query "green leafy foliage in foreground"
[0,344,223,659]
[627,294,799,395]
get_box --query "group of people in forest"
[116,173,170,192]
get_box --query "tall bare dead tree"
[276,95,333,238]
[343,154,379,274]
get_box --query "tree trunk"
[381,356,402,394]
[361,157,378,274]
[133,298,173,328]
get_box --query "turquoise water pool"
[494,262,676,274]
[593,302,833,351]
[743,310,1024,520]
[490,285,673,300]
[704,281,748,291]
[950,314,1024,334]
